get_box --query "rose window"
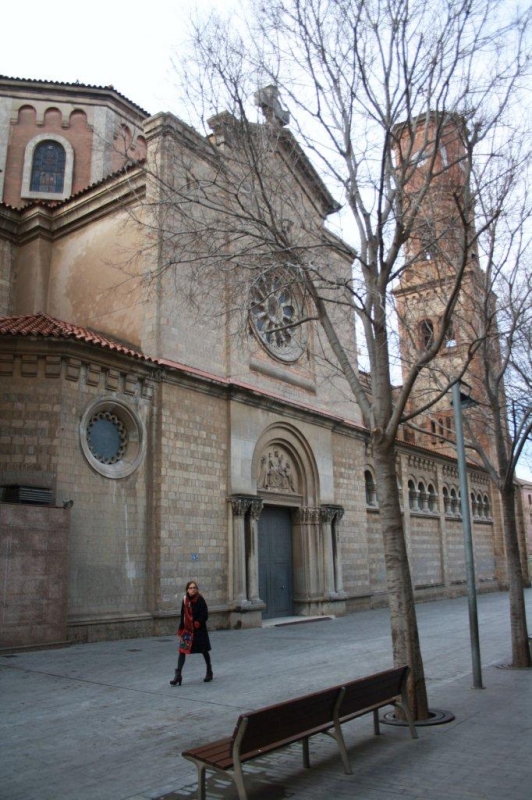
[250,271,307,362]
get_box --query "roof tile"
[0,312,155,362]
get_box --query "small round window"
[87,410,128,464]
[80,399,145,479]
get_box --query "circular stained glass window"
[87,411,128,465]
[80,399,145,479]
[250,270,307,362]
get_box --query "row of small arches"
[440,487,491,519]
[17,104,89,128]
[364,470,491,518]
[17,105,146,153]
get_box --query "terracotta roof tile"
[0,312,156,362]
[0,75,150,117]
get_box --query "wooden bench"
[182,665,418,800]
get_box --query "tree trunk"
[500,481,531,668]
[372,437,430,719]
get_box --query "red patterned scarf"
[179,594,196,654]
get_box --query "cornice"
[4,169,145,244]
[0,337,156,378]
[0,206,20,242]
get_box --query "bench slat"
[238,685,340,754]
[183,737,232,766]
[337,666,407,718]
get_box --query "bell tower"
[392,113,495,459]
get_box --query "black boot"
[203,652,213,682]
[170,669,182,686]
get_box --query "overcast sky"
[2,1,232,116]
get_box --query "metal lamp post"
[451,380,484,689]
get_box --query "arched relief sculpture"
[257,446,297,494]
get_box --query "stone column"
[320,506,337,597]
[332,507,345,594]
[293,506,322,601]
[248,498,264,603]
[321,504,346,596]
[229,496,252,606]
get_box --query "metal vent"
[1,485,54,505]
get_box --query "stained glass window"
[30,141,66,193]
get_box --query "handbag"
[179,630,193,654]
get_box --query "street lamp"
[451,380,484,689]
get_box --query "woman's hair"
[186,580,199,591]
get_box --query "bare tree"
[459,150,532,668]
[139,0,532,716]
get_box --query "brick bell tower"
[392,112,496,462]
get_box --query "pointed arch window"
[30,140,66,193]
[443,486,451,515]
[365,470,378,507]
[419,319,434,350]
[445,320,457,348]
[450,487,460,516]
[471,492,479,518]
[427,483,438,512]
[416,217,436,260]
[418,481,428,511]
[408,479,419,511]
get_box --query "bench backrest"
[234,685,341,756]
[337,666,409,719]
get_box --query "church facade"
[0,77,525,648]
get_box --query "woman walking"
[170,581,213,686]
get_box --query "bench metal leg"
[395,701,418,740]
[196,764,207,800]
[331,721,353,775]
[233,761,249,800]
[373,709,381,735]
[302,736,310,768]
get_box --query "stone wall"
[0,346,155,642]
[0,504,69,648]
[155,379,229,618]
[331,429,373,606]
[0,236,14,316]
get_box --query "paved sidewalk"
[1,590,531,800]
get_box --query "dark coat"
[179,594,211,654]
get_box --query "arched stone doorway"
[228,423,346,626]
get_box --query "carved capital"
[321,504,344,524]
[249,498,264,520]
[294,506,321,525]
[228,496,252,517]
[320,506,336,524]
